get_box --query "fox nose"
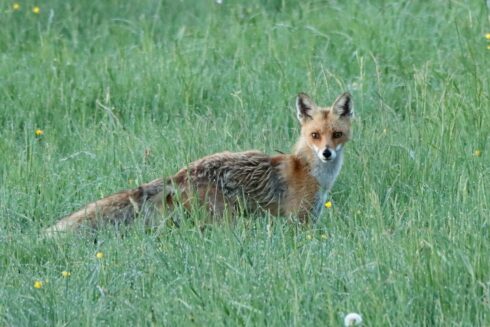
[323,149,332,160]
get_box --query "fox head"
[296,92,353,162]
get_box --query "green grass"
[1,0,489,325]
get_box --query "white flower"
[215,0,223,4]
[344,313,362,326]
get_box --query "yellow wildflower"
[321,234,328,240]
[35,129,44,136]
[32,6,40,14]
[96,251,104,259]
[33,280,43,289]
[61,271,71,278]
[306,234,313,241]
[486,33,490,40]
[324,201,332,209]
[474,149,481,157]
[12,3,20,11]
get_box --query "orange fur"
[44,92,353,236]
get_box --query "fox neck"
[294,138,344,217]
[294,140,343,188]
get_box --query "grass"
[1,0,489,325]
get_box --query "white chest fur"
[311,150,344,219]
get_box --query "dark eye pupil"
[333,132,342,138]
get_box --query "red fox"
[44,92,353,236]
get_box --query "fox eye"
[311,132,320,140]
[332,131,343,139]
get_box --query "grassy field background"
[1,0,489,325]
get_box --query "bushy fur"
[44,92,353,236]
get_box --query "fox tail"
[43,178,169,237]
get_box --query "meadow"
[0,0,489,325]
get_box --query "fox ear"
[296,93,316,122]
[332,92,353,117]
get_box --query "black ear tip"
[340,92,353,105]
[296,93,312,108]
[333,92,353,116]
[341,92,352,100]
